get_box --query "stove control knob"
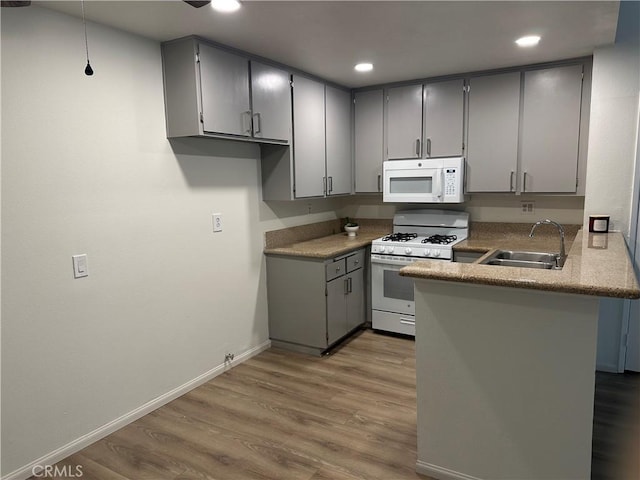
[432,250,441,258]
[376,245,384,253]
[405,247,412,255]
[423,249,431,257]
[387,246,395,253]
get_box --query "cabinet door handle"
[523,171,528,192]
[510,171,515,192]
[323,177,327,195]
[328,176,333,193]
[400,319,415,326]
[242,111,252,135]
[426,138,432,157]
[344,278,349,294]
[348,277,353,293]
[415,139,421,157]
[252,112,262,134]
[377,174,381,192]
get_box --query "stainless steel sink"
[479,250,562,270]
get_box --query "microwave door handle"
[436,169,444,199]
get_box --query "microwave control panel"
[444,168,458,196]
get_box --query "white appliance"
[371,209,469,336]
[383,157,465,203]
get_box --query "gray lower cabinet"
[387,84,423,159]
[354,89,384,193]
[267,248,366,355]
[424,78,465,157]
[466,71,521,192]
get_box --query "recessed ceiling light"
[211,0,241,13]
[355,63,373,73]
[516,35,541,47]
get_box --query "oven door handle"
[371,256,417,267]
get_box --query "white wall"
[584,1,640,237]
[583,1,640,372]
[0,6,339,477]
[341,194,585,224]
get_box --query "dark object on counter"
[589,215,610,233]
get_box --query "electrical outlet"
[212,213,223,232]
[521,201,535,214]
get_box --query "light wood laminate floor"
[44,330,422,480]
[39,329,639,479]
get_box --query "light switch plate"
[72,254,89,278]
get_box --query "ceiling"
[36,1,620,88]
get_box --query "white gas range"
[371,209,469,336]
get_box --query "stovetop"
[371,209,469,260]
[371,232,466,259]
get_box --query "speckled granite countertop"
[454,221,581,254]
[263,230,385,259]
[402,230,640,299]
[263,219,391,259]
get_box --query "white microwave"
[383,157,465,203]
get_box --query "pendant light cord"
[81,0,89,63]
[81,0,94,75]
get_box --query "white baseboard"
[3,340,271,480]
[416,460,482,480]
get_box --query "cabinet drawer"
[346,250,365,272]
[326,259,346,281]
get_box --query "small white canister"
[588,215,610,233]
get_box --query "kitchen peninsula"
[401,230,640,480]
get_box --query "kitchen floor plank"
[33,329,637,480]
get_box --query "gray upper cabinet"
[199,43,251,137]
[387,84,423,159]
[520,65,584,193]
[262,80,353,201]
[325,85,353,196]
[161,37,291,143]
[354,89,384,193]
[466,72,521,192]
[424,79,465,157]
[466,64,586,194]
[293,75,326,198]
[250,61,292,142]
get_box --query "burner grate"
[381,233,418,242]
[422,234,457,245]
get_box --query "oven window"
[389,176,433,194]
[383,270,414,301]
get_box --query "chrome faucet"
[529,219,566,268]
